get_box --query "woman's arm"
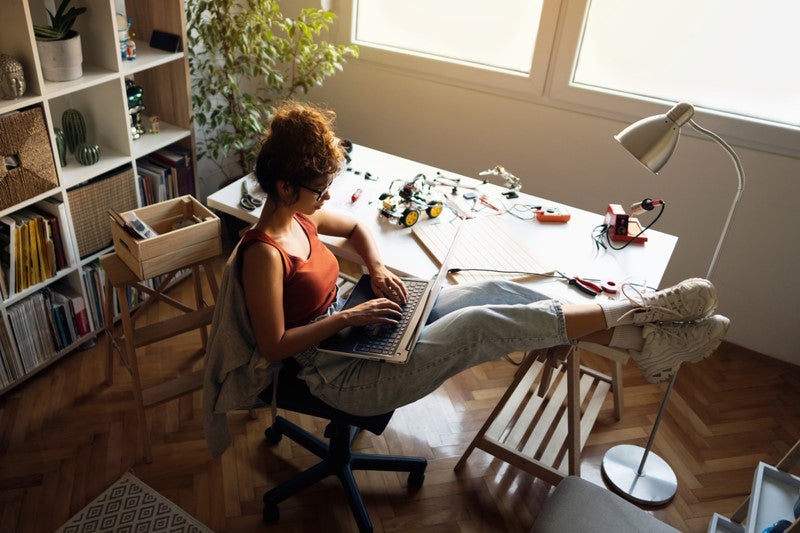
[310,209,408,303]
[241,241,402,362]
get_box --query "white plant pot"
[37,31,83,82]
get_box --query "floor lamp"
[601,101,746,505]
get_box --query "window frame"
[338,0,562,98]
[338,0,800,158]
[547,0,800,157]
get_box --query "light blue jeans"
[296,280,570,416]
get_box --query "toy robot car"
[378,175,444,227]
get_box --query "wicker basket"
[0,107,59,210]
[67,167,138,257]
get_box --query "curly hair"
[255,100,345,204]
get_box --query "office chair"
[259,358,428,532]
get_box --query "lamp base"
[601,444,677,505]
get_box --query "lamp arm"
[688,119,746,281]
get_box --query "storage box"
[0,107,59,210]
[68,167,138,257]
[110,195,221,280]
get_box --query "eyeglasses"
[299,181,332,201]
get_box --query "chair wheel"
[262,501,280,523]
[264,426,282,444]
[408,469,425,488]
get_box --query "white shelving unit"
[709,441,800,533]
[0,0,196,396]
[745,463,800,533]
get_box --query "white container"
[746,462,800,533]
[36,31,83,82]
[707,513,744,533]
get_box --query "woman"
[203,101,728,453]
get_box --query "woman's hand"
[342,298,403,326]
[369,265,408,304]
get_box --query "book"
[53,282,92,337]
[165,145,195,196]
[0,261,6,300]
[149,148,187,196]
[136,160,169,203]
[80,267,99,331]
[32,205,65,271]
[0,216,14,296]
[37,197,76,268]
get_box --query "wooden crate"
[110,196,221,280]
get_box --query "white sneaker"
[623,278,718,325]
[630,314,729,383]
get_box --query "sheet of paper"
[412,216,551,284]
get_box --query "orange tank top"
[239,213,340,328]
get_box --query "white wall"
[301,61,800,364]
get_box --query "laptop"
[318,223,464,364]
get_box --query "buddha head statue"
[0,54,26,100]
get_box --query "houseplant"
[187,0,358,180]
[33,0,87,81]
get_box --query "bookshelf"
[0,0,196,395]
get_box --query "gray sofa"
[531,476,680,533]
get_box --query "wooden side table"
[101,252,219,463]
[454,343,628,485]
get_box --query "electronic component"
[536,207,570,223]
[605,204,629,236]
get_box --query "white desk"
[206,143,678,482]
[208,144,676,304]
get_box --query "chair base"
[263,415,427,533]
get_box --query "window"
[571,0,800,127]
[343,0,560,95]
[353,0,543,74]
[342,0,800,154]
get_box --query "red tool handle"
[574,277,602,294]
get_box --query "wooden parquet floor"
[1,261,799,532]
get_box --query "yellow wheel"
[401,209,420,227]
[426,201,443,218]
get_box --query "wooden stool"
[101,252,219,463]
[454,343,628,484]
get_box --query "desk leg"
[454,351,538,472]
[567,347,580,476]
[104,275,115,386]
[203,261,219,301]
[612,360,624,421]
[117,285,153,464]
[191,265,209,349]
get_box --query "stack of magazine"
[1,281,92,385]
[135,145,194,206]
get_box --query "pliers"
[567,276,602,297]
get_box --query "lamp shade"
[614,102,695,173]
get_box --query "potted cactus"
[33,0,87,81]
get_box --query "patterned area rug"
[55,472,212,532]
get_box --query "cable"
[448,268,602,284]
[593,202,666,251]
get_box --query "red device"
[536,207,570,222]
[605,204,629,236]
[605,204,647,243]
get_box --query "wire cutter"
[567,276,602,297]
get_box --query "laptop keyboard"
[355,279,429,356]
